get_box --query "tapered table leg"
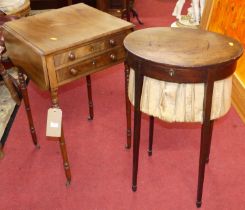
[86,75,94,120]
[18,70,39,148]
[124,62,131,149]
[50,88,71,185]
[196,76,214,208]
[205,120,214,164]
[148,116,154,156]
[132,65,144,192]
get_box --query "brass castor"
[132,185,137,192]
[35,144,41,149]
[66,180,71,187]
[196,200,202,208]
[87,115,93,121]
[148,149,152,156]
[125,144,131,149]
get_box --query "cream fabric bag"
[128,69,232,122]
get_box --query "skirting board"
[232,73,245,124]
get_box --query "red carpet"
[1,0,245,209]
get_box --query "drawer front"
[53,32,127,68]
[56,47,125,85]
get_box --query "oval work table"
[124,27,243,207]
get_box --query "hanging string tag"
[46,108,62,138]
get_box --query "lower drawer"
[56,47,125,85]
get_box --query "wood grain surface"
[4,3,133,55]
[124,27,243,68]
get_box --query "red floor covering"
[1,0,245,209]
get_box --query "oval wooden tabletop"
[124,27,243,68]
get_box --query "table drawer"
[53,33,127,68]
[56,47,125,85]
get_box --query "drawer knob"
[70,68,78,76]
[110,53,117,61]
[92,60,96,66]
[109,39,116,46]
[169,69,175,77]
[68,52,76,61]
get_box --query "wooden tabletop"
[124,27,243,68]
[3,3,133,55]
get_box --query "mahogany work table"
[3,3,134,184]
[124,27,243,207]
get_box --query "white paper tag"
[46,108,62,138]
[50,122,59,128]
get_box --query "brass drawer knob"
[68,52,76,61]
[169,69,175,77]
[70,68,78,76]
[110,53,117,61]
[109,39,116,46]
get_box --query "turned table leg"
[60,126,72,186]
[196,75,214,208]
[124,62,131,149]
[130,8,143,25]
[0,143,4,159]
[132,64,144,192]
[50,88,71,185]
[18,70,39,148]
[122,0,143,24]
[0,63,20,105]
[121,0,130,22]
[86,75,94,120]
